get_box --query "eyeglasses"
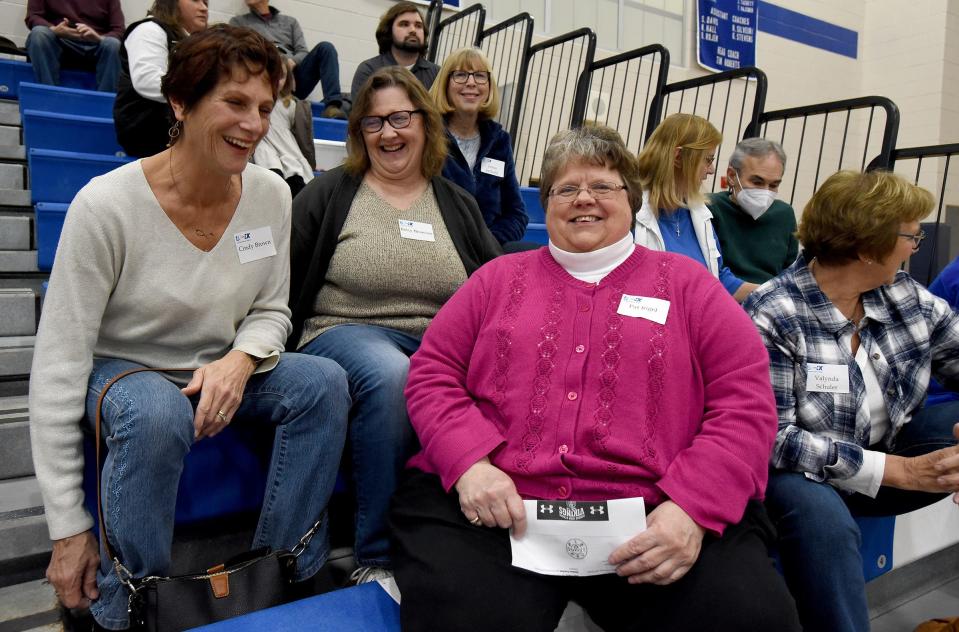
[450,70,490,85]
[549,182,627,202]
[360,109,423,133]
[898,229,926,250]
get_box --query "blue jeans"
[292,42,342,105]
[766,400,959,632]
[85,354,349,630]
[25,26,120,92]
[300,324,421,567]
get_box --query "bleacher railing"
[570,44,670,155]
[650,67,768,192]
[428,3,486,65]
[893,143,959,285]
[753,96,900,213]
[424,0,444,61]
[511,28,597,186]
[478,13,534,139]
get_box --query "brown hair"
[162,25,283,143]
[375,1,426,55]
[344,66,447,179]
[637,113,722,215]
[798,170,933,266]
[146,0,182,31]
[430,47,500,120]
[539,124,643,215]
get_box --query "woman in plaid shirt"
[745,170,959,632]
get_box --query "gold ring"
[469,516,482,526]
[216,410,227,420]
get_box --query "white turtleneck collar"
[548,233,636,283]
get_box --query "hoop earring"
[167,120,181,145]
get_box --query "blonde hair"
[798,170,933,266]
[430,47,500,120]
[637,114,722,215]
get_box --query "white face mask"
[732,170,776,220]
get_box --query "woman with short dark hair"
[291,65,501,584]
[33,25,349,629]
[745,169,959,632]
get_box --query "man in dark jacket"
[351,1,439,98]
[25,0,124,91]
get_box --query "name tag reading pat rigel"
[805,363,850,394]
[234,226,277,264]
[616,294,670,325]
[398,219,435,242]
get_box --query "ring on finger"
[469,515,482,526]
[216,410,227,421]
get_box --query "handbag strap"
[94,367,197,574]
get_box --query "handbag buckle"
[207,564,230,598]
[291,513,325,558]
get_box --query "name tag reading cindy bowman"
[510,498,646,576]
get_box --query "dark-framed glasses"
[898,229,926,250]
[450,70,490,85]
[549,182,627,202]
[360,109,422,133]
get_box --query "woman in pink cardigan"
[390,125,800,631]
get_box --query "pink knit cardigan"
[406,247,777,534]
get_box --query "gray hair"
[538,125,643,212]
[729,137,787,171]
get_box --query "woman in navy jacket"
[431,48,528,245]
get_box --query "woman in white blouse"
[113,0,208,157]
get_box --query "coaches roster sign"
[697,0,757,73]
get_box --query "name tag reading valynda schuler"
[805,363,850,394]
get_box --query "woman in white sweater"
[114,0,209,157]
[32,26,348,630]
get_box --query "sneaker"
[349,566,393,585]
[320,105,347,120]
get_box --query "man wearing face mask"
[709,138,799,284]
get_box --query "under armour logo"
[540,504,554,514]
[590,506,605,515]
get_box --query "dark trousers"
[391,470,801,632]
[292,42,341,104]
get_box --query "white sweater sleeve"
[125,21,170,103]
[29,192,120,540]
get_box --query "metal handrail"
[428,3,486,64]
[478,12,534,139]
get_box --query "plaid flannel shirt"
[744,254,959,482]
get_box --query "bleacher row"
[1,1,958,627]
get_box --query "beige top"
[299,181,467,346]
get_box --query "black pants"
[391,470,801,632]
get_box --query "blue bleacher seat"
[858,515,895,581]
[18,81,115,118]
[520,186,544,223]
[34,202,68,270]
[0,59,97,99]
[524,222,548,245]
[29,148,131,204]
[313,117,348,142]
[194,581,400,631]
[22,109,124,156]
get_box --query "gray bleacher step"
[0,250,38,272]
[0,145,26,161]
[0,163,24,189]
[0,396,32,481]
[0,125,19,146]
[0,477,50,564]
[0,102,20,127]
[0,215,30,250]
[0,276,48,293]
[0,289,36,336]
[0,335,35,376]
[0,579,58,631]
[0,188,30,206]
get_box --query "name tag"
[234,226,277,264]
[398,219,435,242]
[805,363,850,394]
[617,294,669,324]
[480,157,505,178]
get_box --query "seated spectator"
[430,47,527,246]
[744,170,959,632]
[231,0,346,118]
[289,66,501,584]
[635,113,757,302]
[351,2,439,98]
[253,61,315,198]
[25,0,124,92]
[113,0,208,158]
[928,255,959,405]
[391,124,801,632]
[709,138,799,283]
[32,26,348,630]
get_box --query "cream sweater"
[29,161,293,540]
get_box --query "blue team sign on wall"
[697,0,757,72]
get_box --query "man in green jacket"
[709,138,799,284]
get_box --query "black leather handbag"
[94,367,320,632]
